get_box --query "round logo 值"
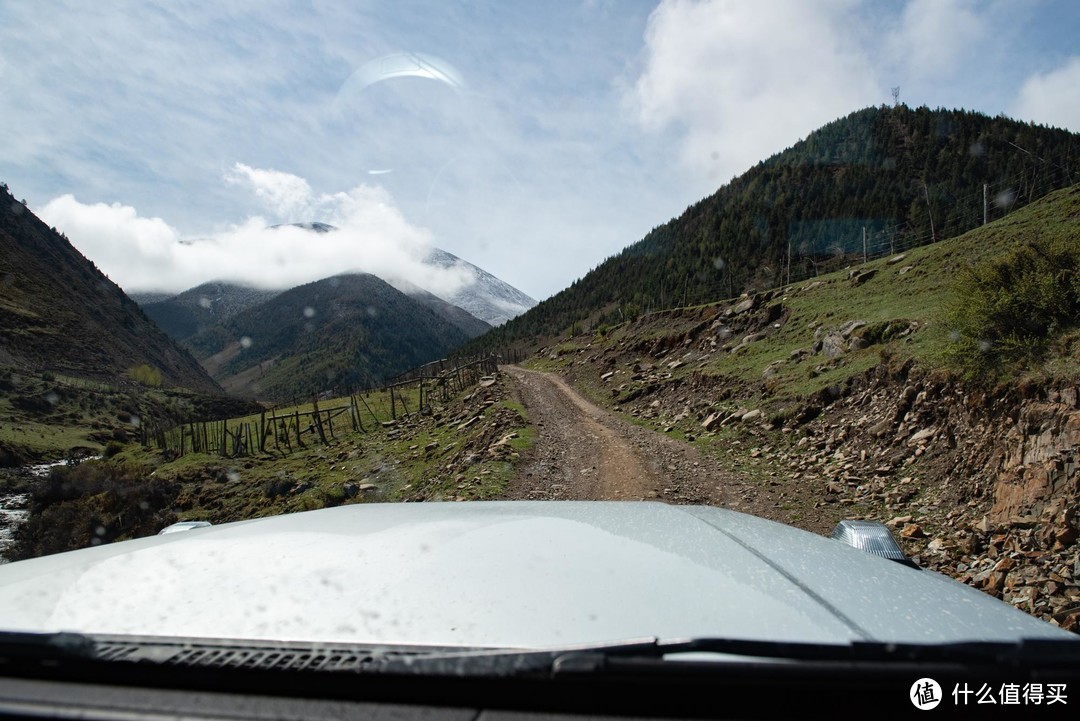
[910,678,943,710]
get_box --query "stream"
[0,457,97,563]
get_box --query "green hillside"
[0,184,220,394]
[530,184,1080,415]
[474,105,1080,352]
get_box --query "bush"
[128,363,162,387]
[103,440,125,458]
[11,461,178,560]
[945,239,1080,381]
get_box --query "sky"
[1,0,1078,301]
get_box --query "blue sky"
[1,0,1077,301]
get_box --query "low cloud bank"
[38,163,475,296]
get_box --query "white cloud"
[1012,56,1080,132]
[631,0,879,183]
[888,0,987,80]
[38,167,475,297]
[225,164,316,221]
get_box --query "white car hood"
[0,502,1069,648]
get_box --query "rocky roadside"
[543,343,1079,633]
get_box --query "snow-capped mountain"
[421,248,536,327]
[271,222,536,326]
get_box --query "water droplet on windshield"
[198,296,212,309]
[240,336,253,349]
[303,306,316,318]
[713,257,726,270]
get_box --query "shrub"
[945,238,1080,381]
[128,363,162,387]
[11,461,178,560]
[103,440,125,458]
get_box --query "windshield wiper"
[2,631,1078,678]
[375,636,1080,677]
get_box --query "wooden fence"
[146,354,500,460]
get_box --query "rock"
[886,254,907,265]
[728,296,757,315]
[906,427,936,445]
[850,269,877,286]
[886,515,913,529]
[821,333,846,358]
[868,419,892,438]
[741,409,763,423]
[600,371,615,381]
[898,265,914,275]
[478,376,497,387]
[358,482,377,492]
[342,482,359,498]
[849,337,870,351]
[701,413,722,431]
[899,523,926,539]
[927,537,948,553]
[424,441,439,454]
[789,348,809,360]
[762,361,783,380]
[838,320,868,338]
[1054,524,1078,549]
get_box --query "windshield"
[0,0,1078,713]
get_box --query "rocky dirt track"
[502,366,752,510]
[501,366,849,534]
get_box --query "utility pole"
[983,183,989,225]
[862,226,867,264]
[923,181,936,243]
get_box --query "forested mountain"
[183,273,476,400]
[473,105,1080,350]
[140,282,282,342]
[0,184,220,393]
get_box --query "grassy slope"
[100,375,533,526]
[533,184,1080,410]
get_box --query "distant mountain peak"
[269,222,537,326]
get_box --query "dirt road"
[502,366,735,505]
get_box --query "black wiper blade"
[364,636,1080,679]
[547,636,1080,671]
[2,631,1076,679]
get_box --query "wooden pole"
[358,393,379,426]
[312,397,329,445]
